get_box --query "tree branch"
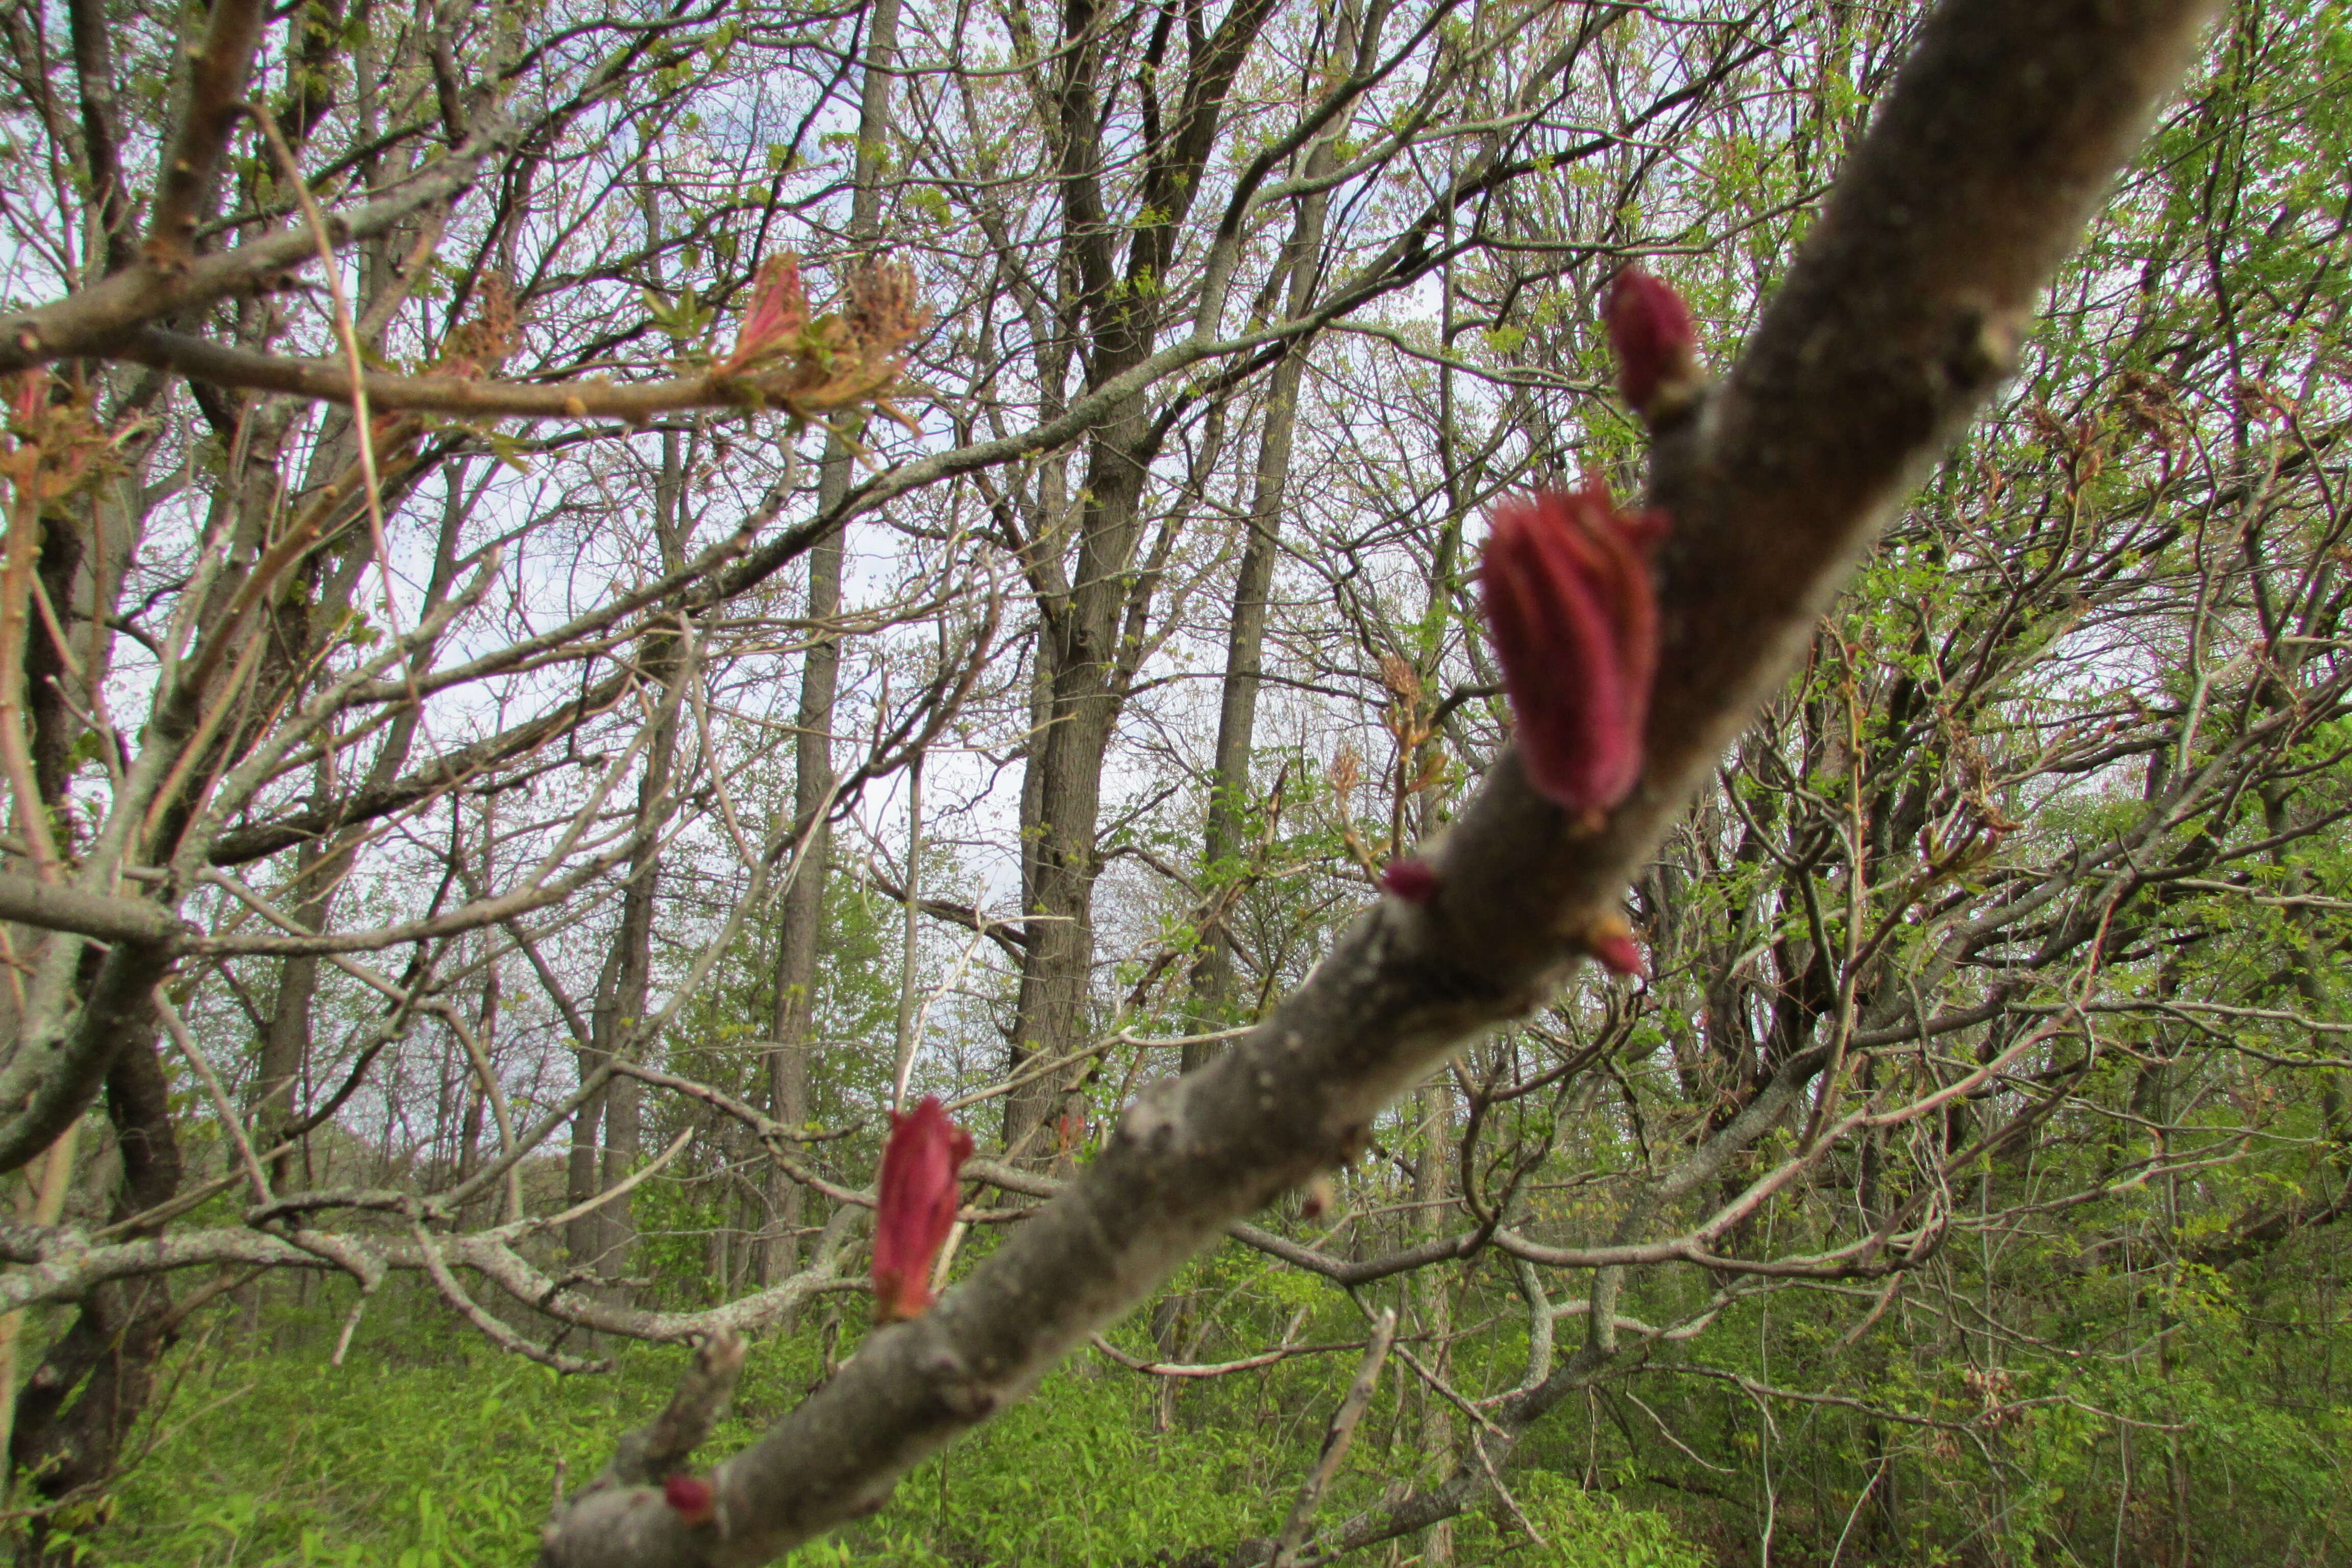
[0,114,514,373]
[533,1,2222,1561]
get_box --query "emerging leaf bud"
[1481,481,1668,816]
[872,1096,974,1323]
[1583,914,1648,980]
[721,253,809,373]
[1604,266,1699,419]
[1380,856,1439,904]
[663,1474,717,1526]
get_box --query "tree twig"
[1270,1308,1396,1568]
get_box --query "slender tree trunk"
[1413,1076,1455,1568]
[252,838,327,1184]
[570,430,691,1298]
[1007,604,1126,1155]
[587,838,657,1293]
[1004,376,1168,1157]
[1007,0,1282,1154]
[1187,16,1352,1063]
[250,450,472,1197]
[763,0,901,1283]
[565,1046,610,1267]
[455,1039,487,1185]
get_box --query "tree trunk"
[1006,0,1282,1153]
[568,429,691,1297]
[247,408,475,1195]
[10,1034,182,1565]
[1187,10,1353,1064]
[763,0,901,1283]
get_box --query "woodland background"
[0,0,2344,1563]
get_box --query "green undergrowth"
[85,1286,1703,1568]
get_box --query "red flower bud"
[872,1096,974,1323]
[1380,856,1439,904]
[1481,481,1667,815]
[1604,266,1698,416]
[663,1474,716,1525]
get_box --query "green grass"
[87,1288,1703,1568]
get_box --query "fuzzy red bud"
[872,1096,974,1322]
[663,1474,716,1525]
[721,253,808,372]
[1482,481,1667,816]
[1590,929,1646,979]
[1604,266,1698,416]
[1380,857,1439,904]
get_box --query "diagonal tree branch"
[0,114,515,374]
[532,1,2223,1563]
[142,0,265,262]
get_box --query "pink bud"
[1481,481,1667,815]
[1604,266,1698,416]
[872,1096,974,1322]
[1380,857,1439,904]
[663,1474,716,1525]
[724,254,808,371]
[1590,930,1646,979]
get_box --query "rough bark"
[9,1035,183,1565]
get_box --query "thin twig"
[156,995,272,1205]
[1270,1308,1396,1568]
[248,102,405,655]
